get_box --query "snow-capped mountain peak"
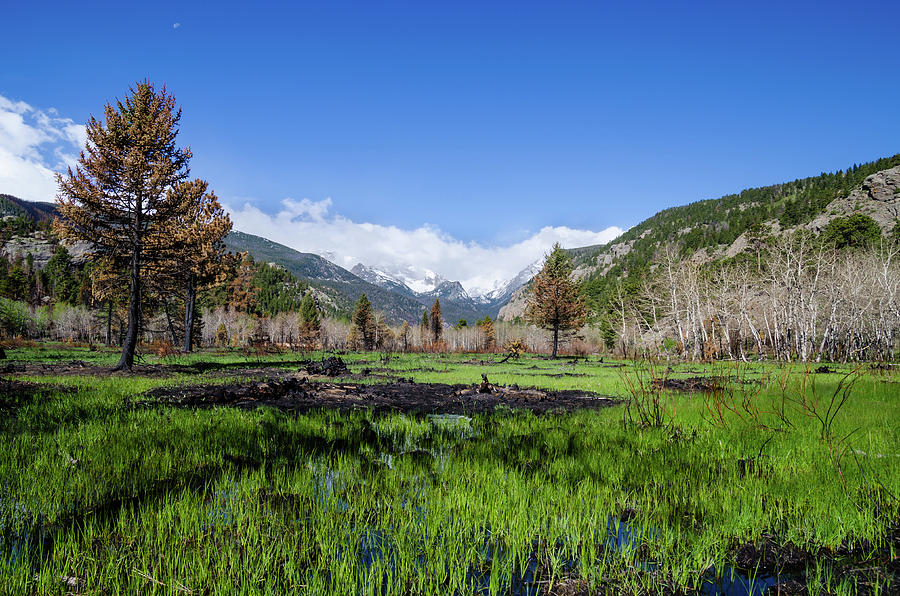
[475,258,542,303]
[422,280,471,303]
[351,263,449,295]
[350,263,417,297]
[350,258,540,310]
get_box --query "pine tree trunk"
[114,247,141,371]
[551,323,559,359]
[105,300,113,347]
[164,300,179,346]
[183,274,196,352]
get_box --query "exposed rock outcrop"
[807,166,900,233]
[1,232,91,268]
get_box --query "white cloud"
[0,93,624,293]
[0,94,85,202]
[225,197,623,296]
[173,22,181,29]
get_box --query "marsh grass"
[0,348,897,594]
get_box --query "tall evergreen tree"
[299,292,320,331]
[525,243,587,358]
[160,178,232,351]
[420,309,429,346]
[44,246,78,304]
[477,315,496,351]
[352,293,376,350]
[227,254,258,313]
[56,81,191,370]
[744,223,769,275]
[430,298,443,343]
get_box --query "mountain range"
[0,194,58,222]
[4,152,899,328]
[0,192,531,324]
[223,231,524,324]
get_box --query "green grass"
[0,347,897,594]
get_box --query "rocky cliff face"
[807,166,900,233]
[1,231,91,268]
[497,284,528,321]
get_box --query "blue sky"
[1,0,898,292]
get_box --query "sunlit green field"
[1,346,897,594]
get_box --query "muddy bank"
[652,376,724,393]
[140,376,621,415]
[0,359,313,378]
[730,531,900,594]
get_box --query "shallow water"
[698,566,788,596]
[0,414,859,594]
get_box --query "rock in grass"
[303,356,349,377]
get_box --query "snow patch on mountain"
[351,263,450,295]
[478,258,543,303]
[351,257,542,311]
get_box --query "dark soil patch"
[763,579,807,595]
[301,356,349,376]
[733,534,815,574]
[0,359,316,378]
[1,360,105,376]
[541,372,589,378]
[547,578,591,596]
[140,377,621,416]
[652,376,724,393]
[732,532,900,591]
[459,358,508,366]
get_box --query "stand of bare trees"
[615,235,900,362]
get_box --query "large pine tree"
[420,310,429,346]
[226,254,258,313]
[477,315,496,351]
[298,292,320,349]
[352,293,376,350]
[525,243,587,358]
[299,292,320,332]
[56,82,191,370]
[161,179,232,352]
[429,298,443,344]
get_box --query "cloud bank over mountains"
[0,93,623,295]
[225,197,622,296]
[0,94,85,202]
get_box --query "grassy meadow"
[0,346,898,594]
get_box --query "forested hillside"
[0,205,334,342]
[554,155,899,361]
[574,155,899,317]
[503,154,900,322]
[573,154,900,279]
[224,231,492,324]
[0,194,57,223]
